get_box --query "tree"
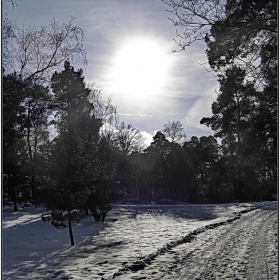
[162,120,186,144]
[183,135,220,202]
[167,0,278,201]
[89,86,118,128]
[200,66,272,201]
[114,121,145,155]
[143,131,171,201]
[86,88,124,218]
[41,135,90,246]
[3,71,51,206]
[127,152,146,201]
[163,0,277,87]
[163,1,276,54]
[164,141,189,201]
[3,73,29,211]
[183,136,224,202]
[22,80,51,201]
[162,0,226,48]
[3,16,86,84]
[87,136,119,222]
[200,67,247,201]
[2,16,16,70]
[41,62,102,246]
[3,4,88,207]
[206,0,277,86]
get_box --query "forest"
[3,0,277,245]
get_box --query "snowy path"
[44,204,254,280]
[2,202,277,280]
[111,207,278,280]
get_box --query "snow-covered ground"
[2,201,278,280]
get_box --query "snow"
[2,201,278,280]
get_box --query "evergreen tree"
[164,0,277,85]
[41,62,102,246]
[165,0,277,201]
[22,80,51,202]
[182,136,222,203]
[3,73,28,211]
[165,141,189,201]
[200,66,276,201]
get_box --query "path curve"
[112,209,278,280]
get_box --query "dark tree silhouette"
[41,62,101,246]
[3,73,28,211]
[114,122,145,155]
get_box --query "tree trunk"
[136,177,139,201]
[31,175,36,201]
[101,211,107,222]
[84,207,89,216]
[31,127,38,202]
[101,204,112,222]
[27,106,33,162]
[13,199,17,212]
[11,179,18,211]
[89,206,101,222]
[68,210,75,246]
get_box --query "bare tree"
[162,0,277,87]
[88,86,119,145]
[2,15,17,70]
[3,16,86,84]
[3,0,20,9]
[162,0,226,49]
[163,0,276,48]
[163,120,186,144]
[89,87,118,126]
[115,122,146,155]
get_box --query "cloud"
[140,131,154,147]
[99,122,118,135]
[181,84,218,138]
[119,113,153,118]
[7,0,220,140]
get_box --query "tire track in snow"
[106,208,255,280]
[110,208,277,280]
[185,210,277,280]
[163,209,264,280]
[248,211,277,280]
[182,210,264,279]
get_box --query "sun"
[110,38,170,96]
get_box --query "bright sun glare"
[110,38,170,96]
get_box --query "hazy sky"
[6,0,219,145]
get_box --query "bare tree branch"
[3,17,87,84]
[163,120,186,145]
[114,122,146,154]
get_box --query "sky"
[5,0,219,145]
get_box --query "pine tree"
[41,62,101,246]
[3,73,28,211]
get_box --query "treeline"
[103,128,277,205]
[163,0,278,201]
[3,60,277,212]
